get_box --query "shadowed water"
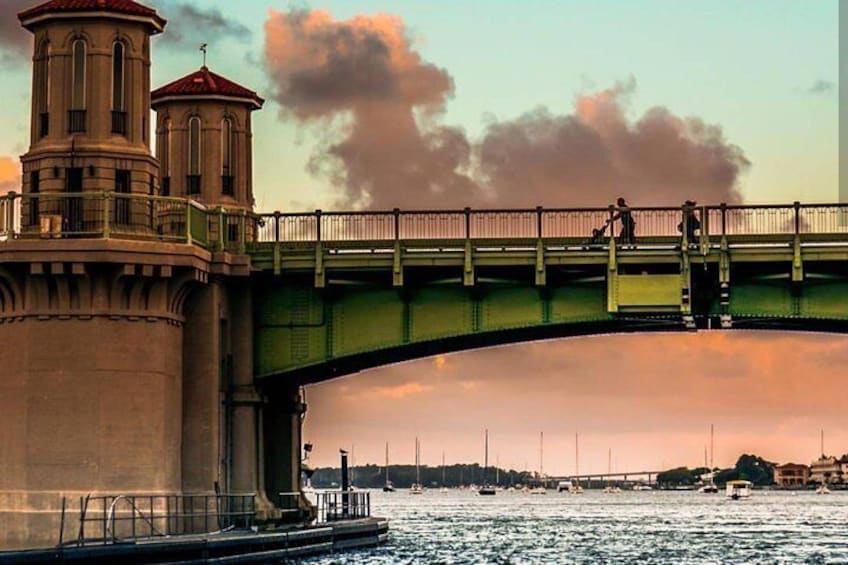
[302,489,848,564]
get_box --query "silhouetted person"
[612,197,635,244]
[678,200,701,243]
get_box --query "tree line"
[310,464,538,489]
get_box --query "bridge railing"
[5,190,848,250]
[0,191,211,246]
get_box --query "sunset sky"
[0,1,843,472]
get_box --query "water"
[303,489,848,564]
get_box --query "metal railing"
[68,109,86,133]
[1,192,209,247]
[246,203,848,245]
[111,110,127,135]
[314,490,370,523]
[62,493,256,547]
[4,192,848,252]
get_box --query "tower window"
[35,40,49,138]
[187,116,201,195]
[221,117,234,196]
[160,118,171,195]
[111,41,127,135]
[69,39,86,133]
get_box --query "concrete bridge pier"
[262,384,312,521]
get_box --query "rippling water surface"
[303,489,848,564]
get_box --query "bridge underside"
[254,249,848,386]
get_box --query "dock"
[0,518,388,564]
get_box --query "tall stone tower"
[18,0,165,207]
[151,67,264,210]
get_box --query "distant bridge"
[546,470,662,484]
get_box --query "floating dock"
[0,517,388,564]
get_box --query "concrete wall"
[0,317,182,549]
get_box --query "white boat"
[382,442,395,492]
[557,481,570,493]
[698,427,718,494]
[632,483,653,491]
[478,429,496,495]
[726,480,753,500]
[569,433,583,494]
[529,486,547,494]
[815,483,831,495]
[602,449,621,493]
[410,437,423,494]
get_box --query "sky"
[0,1,843,473]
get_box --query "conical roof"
[19,0,166,32]
[152,67,264,109]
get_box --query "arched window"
[159,118,172,195]
[35,40,49,137]
[111,41,127,134]
[221,117,234,195]
[69,39,86,133]
[71,39,86,109]
[187,116,201,195]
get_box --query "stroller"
[581,220,610,247]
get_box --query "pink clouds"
[304,331,848,473]
[263,10,749,210]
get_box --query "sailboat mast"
[710,424,714,468]
[575,432,579,484]
[821,429,824,457]
[484,429,489,484]
[442,451,446,485]
[385,442,390,482]
[539,431,544,477]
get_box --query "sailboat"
[478,429,496,495]
[602,448,621,493]
[382,442,395,492]
[410,437,424,494]
[569,433,584,494]
[440,452,449,492]
[698,425,719,494]
[530,431,546,494]
[815,429,831,495]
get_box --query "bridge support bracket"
[792,235,804,282]
[463,240,474,286]
[314,243,325,288]
[393,240,403,287]
[535,239,546,286]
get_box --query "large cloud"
[265,9,480,209]
[264,9,749,210]
[479,81,748,207]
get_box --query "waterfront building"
[839,456,848,482]
[773,463,810,487]
[809,455,842,485]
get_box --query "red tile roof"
[152,67,264,109]
[19,0,166,31]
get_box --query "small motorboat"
[726,480,753,500]
[815,483,831,495]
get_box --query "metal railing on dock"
[62,493,256,547]
[313,491,371,523]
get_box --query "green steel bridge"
[3,192,848,386]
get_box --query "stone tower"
[18,0,165,208]
[151,67,264,210]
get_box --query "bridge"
[3,191,848,548]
